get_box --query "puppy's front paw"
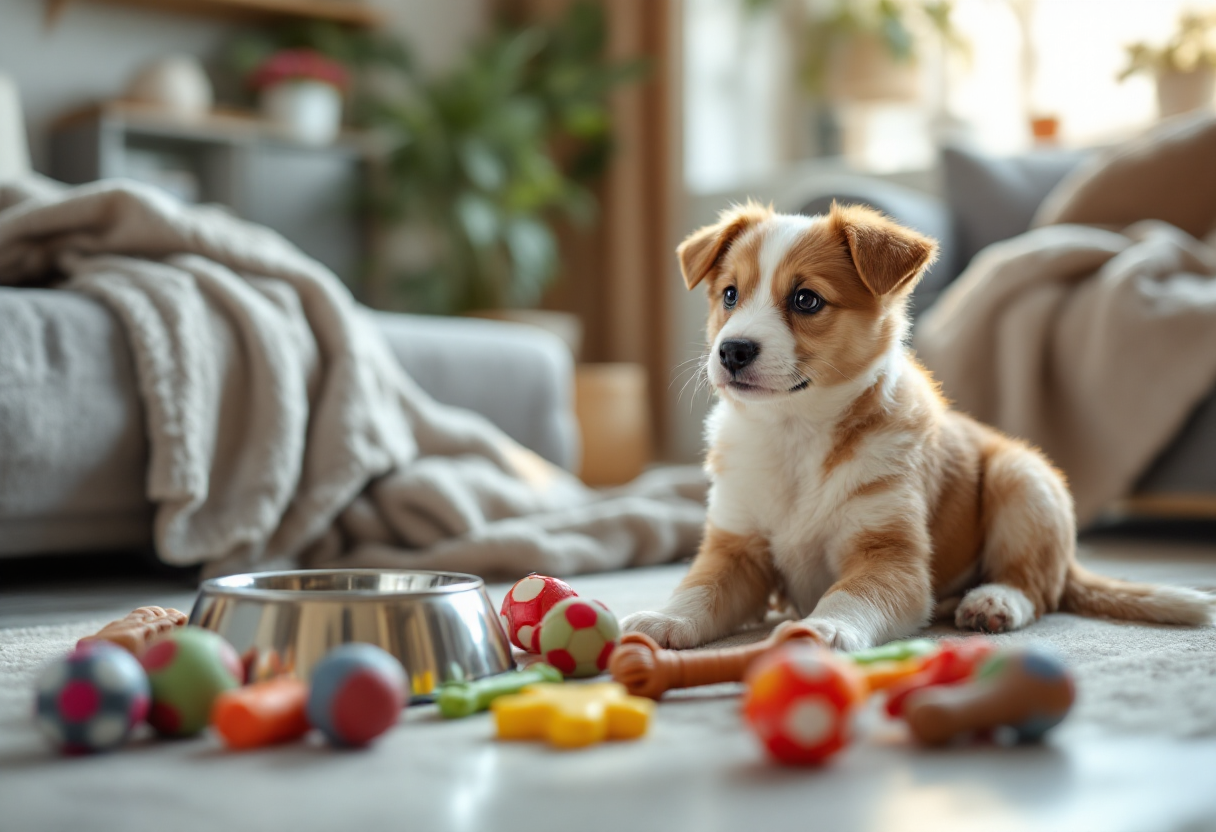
[620,610,706,649]
[800,618,871,652]
[955,583,1035,634]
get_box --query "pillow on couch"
[942,143,1090,272]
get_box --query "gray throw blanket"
[916,113,1216,525]
[0,178,706,577]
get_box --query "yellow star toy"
[492,682,654,748]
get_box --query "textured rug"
[3,560,1215,741]
[4,550,1216,832]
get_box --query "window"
[683,0,1214,187]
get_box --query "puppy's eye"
[792,288,823,314]
[723,286,738,309]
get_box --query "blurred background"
[1,0,1214,493]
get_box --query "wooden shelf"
[55,100,380,155]
[45,0,386,28]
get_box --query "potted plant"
[798,0,964,102]
[224,6,642,321]
[250,48,349,145]
[1119,11,1216,119]
[357,3,645,317]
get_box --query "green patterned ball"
[538,598,620,678]
[140,627,243,736]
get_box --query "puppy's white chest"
[704,402,876,612]
[705,407,842,547]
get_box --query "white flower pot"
[261,80,343,146]
[1156,67,1216,119]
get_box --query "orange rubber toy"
[211,678,311,750]
[609,622,823,700]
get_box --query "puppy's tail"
[1060,564,1213,626]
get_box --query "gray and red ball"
[35,642,150,754]
[307,643,409,747]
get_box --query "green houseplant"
[747,0,963,100]
[223,4,641,314]
[229,4,643,314]
[370,5,644,313]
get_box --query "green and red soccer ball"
[538,598,621,678]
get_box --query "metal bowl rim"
[196,568,486,601]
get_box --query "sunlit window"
[684,0,1216,188]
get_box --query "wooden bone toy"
[609,622,824,699]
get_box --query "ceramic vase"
[125,55,213,118]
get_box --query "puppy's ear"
[830,202,938,297]
[677,201,772,290]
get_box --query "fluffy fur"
[623,201,1214,650]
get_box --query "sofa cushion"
[0,289,579,557]
[370,310,578,472]
[942,143,1090,272]
[0,290,152,547]
[1034,111,1216,239]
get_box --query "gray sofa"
[0,288,578,557]
[0,71,580,560]
[797,144,1216,508]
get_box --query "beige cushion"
[1034,111,1216,239]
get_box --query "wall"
[0,0,485,173]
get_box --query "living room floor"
[2,532,1215,832]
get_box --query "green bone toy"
[437,664,563,718]
[846,638,939,665]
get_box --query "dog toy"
[902,647,1075,745]
[436,664,562,719]
[538,598,621,678]
[35,642,150,754]
[854,657,934,694]
[842,638,943,694]
[141,627,243,737]
[307,643,408,747]
[743,643,866,766]
[492,682,653,748]
[211,678,310,750]
[847,639,939,665]
[500,575,577,653]
[610,621,823,699]
[885,637,997,717]
[77,606,188,656]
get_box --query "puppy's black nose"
[719,339,759,374]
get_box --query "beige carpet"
[4,542,1215,741]
[2,540,1216,832]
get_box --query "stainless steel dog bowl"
[189,569,513,699]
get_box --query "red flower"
[250,49,349,91]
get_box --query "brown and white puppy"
[622,201,1213,651]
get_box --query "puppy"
[623,201,1213,651]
